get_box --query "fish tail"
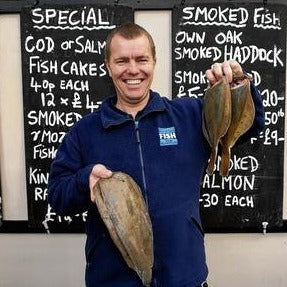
[220,145,231,177]
[141,268,152,287]
[206,149,217,175]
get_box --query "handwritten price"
[265,108,285,125]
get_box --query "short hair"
[105,22,156,61]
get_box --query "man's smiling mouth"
[125,79,142,85]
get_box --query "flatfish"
[93,172,153,286]
[220,75,255,177]
[202,76,231,174]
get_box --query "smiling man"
[105,26,156,118]
[48,23,264,287]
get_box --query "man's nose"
[126,61,139,74]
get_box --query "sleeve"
[47,127,94,216]
[237,81,265,143]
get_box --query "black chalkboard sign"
[21,4,133,231]
[172,3,285,230]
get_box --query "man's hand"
[205,60,243,86]
[89,164,112,203]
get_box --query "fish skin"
[220,76,255,177]
[202,76,231,175]
[93,172,154,287]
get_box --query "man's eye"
[115,59,126,64]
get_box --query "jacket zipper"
[134,120,149,209]
[135,119,160,287]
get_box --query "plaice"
[202,76,231,175]
[93,172,154,286]
[220,75,255,177]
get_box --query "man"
[48,23,264,287]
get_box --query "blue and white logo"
[158,127,178,146]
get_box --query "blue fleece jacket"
[48,86,264,287]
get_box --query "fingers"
[205,67,218,86]
[206,62,224,86]
[228,59,243,78]
[91,164,113,178]
[205,60,243,86]
[222,61,233,83]
[89,164,112,196]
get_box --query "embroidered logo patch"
[158,127,178,146]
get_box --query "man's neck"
[116,95,150,119]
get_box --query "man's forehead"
[109,34,152,55]
[110,34,148,46]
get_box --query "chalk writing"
[29,168,49,184]
[181,6,249,28]
[61,35,106,54]
[174,44,283,67]
[253,8,281,30]
[45,204,88,223]
[31,7,115,30]
[200,193,254,208]
[27,110,82,127]
[28,56,107,76]
[202,173,255,191]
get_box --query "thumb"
[92,164,113,178]
[89,165,113,202]
[89,164,112,192]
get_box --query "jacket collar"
[100,90,166,128]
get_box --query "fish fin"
[220,145,231,177]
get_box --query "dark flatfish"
[220,75,255,177]
[202,76,231,174]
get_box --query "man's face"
[105,34,156,106]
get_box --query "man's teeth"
[126,79,142,85]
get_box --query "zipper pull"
[134,120,139,129]
[135,120,140,143]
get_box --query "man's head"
[105,23,156,62]
[105,23,157,113]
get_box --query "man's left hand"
[205,60,243,86]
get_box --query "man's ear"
[105,59,112,77]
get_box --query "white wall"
[0,10,287,287]
[0,233,286,287]
[0,14,27,220]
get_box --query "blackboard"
[172,3,285,230]
[21,4,133,231]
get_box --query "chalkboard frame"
[0,0,287,234]
[1,0,287,14]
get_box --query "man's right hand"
[89,164,112,203]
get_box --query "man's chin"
[126,93,149,103]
